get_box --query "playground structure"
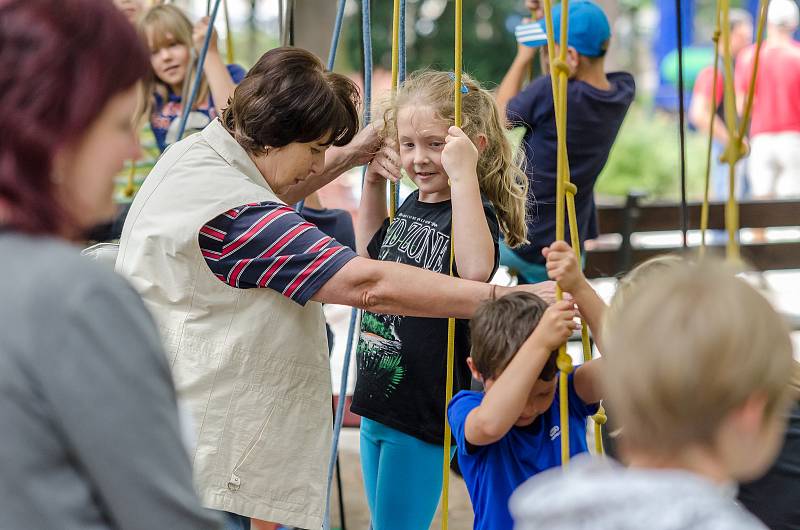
[103,1,800,529]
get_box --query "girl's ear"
[476,133,489,154]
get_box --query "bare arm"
[464,301,577,446]
[543,241,606,405]
[194,18,237,113]
[444,127,496,281]
[313,256,556,319]
[356,143,400,257]
[282,123,382,204]
[688,92,730,145]
[495,44,538,123]
[313,256,496,318]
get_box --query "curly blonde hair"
[381,70,529,247]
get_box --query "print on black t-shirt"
[351,190,500,444]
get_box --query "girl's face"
[397,105,451,203]
[113,0,143,24]
[52,85,141,233]
[147,30,190,93]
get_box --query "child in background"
[447,240,605,530]
[139,4,245,152]
[352,70,529,530]
[511,260,795,530]
[113,0,144,25]
[496,0,635,283]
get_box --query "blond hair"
[382,70,529,247]
[603,260,794,455]
[138,4,209,124]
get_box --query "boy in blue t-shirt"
[448,240,606,530]
[496,0,635,283]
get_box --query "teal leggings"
[360,418,453,530]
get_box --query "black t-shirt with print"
[351,190,500,445]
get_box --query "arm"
[464,301,578,445]
[443,126,496,281]
[495,44,538,122]
[282,123,382,204]
[37,276,219,530]
[356,142,400,257]
[194,17,237,112]
[543,240,606,404]
[313,256,502,318]
[688,92,730,145]
[543,241,605,349]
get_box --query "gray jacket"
[510,455,767,530]
[0,234,219,530]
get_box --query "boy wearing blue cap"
[496,1,635,284]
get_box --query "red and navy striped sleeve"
[199,201,357,305]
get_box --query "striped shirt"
[199,201,357,305]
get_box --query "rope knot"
[719,136,748,164]
[592,405,607,425]
[551,59,571,79]
[565,182,578,196]
[556,351,573,374]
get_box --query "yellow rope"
[700,0,767,261]
[700,4,722,256]
[223,0,234,64]
[122,160,136,198]
[441,2,462,528]
[541,0,576,467]
[389,0,401,221]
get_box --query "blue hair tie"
[448,72,469,94]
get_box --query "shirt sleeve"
[34,273,221,530]
[199,201,357,305]
[734,47,754,94]
[448,391,486,456]
[567,368,600,417]
[226,63,247,84]
[483,199,501,277]
[693,66,724,105]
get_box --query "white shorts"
[747,131,800,198]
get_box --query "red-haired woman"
[0,1,218,529]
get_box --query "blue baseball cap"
[515,1,611,58]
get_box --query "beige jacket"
[116,119,332,528]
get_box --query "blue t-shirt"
[448,370,599,530]
[506,72,635,265]
[150,63,247,152]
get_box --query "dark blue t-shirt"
[448,370,599,530]
[507,72,635,265]
[150,64,247,152]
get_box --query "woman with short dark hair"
[0,1,219,529]
[116,46,550,529]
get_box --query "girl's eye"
[431,142,444,148]
[401,143,414,149]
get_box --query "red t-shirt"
[693,64,725,106]
[735,41,800,136]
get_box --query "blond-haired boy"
[511,261,795,530]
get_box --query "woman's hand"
[442,126,479,186]
[193,16,218,54]
[365,141,401,184]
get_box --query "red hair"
[0,0,149,235]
